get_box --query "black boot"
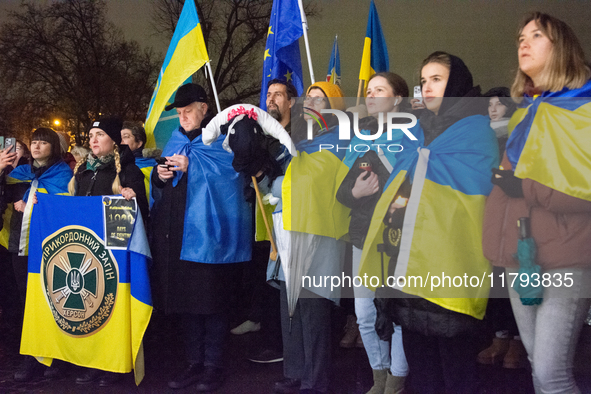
[168,362,204,389]
[75,368,103,384]
[14,356,44,382]
[195,366,223,392]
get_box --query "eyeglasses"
[304,96,326,106]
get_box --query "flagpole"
[205,61,221,113]
[356,80,364,106]
[297,0,315,84]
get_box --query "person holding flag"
[68,116,148,386]
[0,128,72,382]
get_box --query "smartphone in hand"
[5,138,16,154]
[155,157,172,169]
[413,86,423,104]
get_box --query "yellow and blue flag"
[359,0,389,92]
[360,115,499,319]
[145,0,209,148]
[506,81,591,202]
[259,0,304,110]
[21,194,152,385]
[151,76,193,149]
[326,36,341,86]
[7,161,72,256]
[283,129,350,239]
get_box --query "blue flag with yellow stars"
[259,0,304,110]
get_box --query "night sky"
[1,0,590,98]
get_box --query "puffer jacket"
[483,152,591,269]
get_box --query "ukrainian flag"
[283,128,350,240]
[259,0,304,110]
[360,115,499,319]
[145,0,209,148]
[358,0,389,93]
[506,82,591,202]
[21,194,152,385]
[134,156,158,207]
[326,36,341,86]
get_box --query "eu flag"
[259,0,304,110]
[359,0,389,92]
[326,36,341,86]
[145,0,209,148]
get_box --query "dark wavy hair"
[31,128,62,167]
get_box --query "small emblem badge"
[42,226,118,336]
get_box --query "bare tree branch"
[151,0,320,109]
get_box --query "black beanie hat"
[90,116,123,146]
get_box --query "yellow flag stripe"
[145,24,209,148]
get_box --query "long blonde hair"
[68,147,122,195]
[511,12,590,97]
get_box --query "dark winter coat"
[73,146,148,222]
[149,124,242,315]
[336,150,390,249]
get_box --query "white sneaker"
[230,320,261,335]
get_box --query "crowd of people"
[0,11,590,394]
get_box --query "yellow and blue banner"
[326,36,341,86]
[21,194,152,385]
[360,115,499,319]
[259,0,304,110]
[145,0,209,148]
[359,0,389,92]
[507,81,591,202]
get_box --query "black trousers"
[182,312,229,369]
[245,241,282,350]
[402,328,480,394]
[280,281,331,392]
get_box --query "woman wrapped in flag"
[336,72,410,393]
[270,81,349,394]
[360,52,499,393]
[483,12,591,393]
[0,128,72,382]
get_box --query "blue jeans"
[353,247,408,376]
[507,267,591,394]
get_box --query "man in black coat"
[150,84,249,391]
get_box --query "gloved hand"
[491,168,524,198]
[373,296,395,341]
